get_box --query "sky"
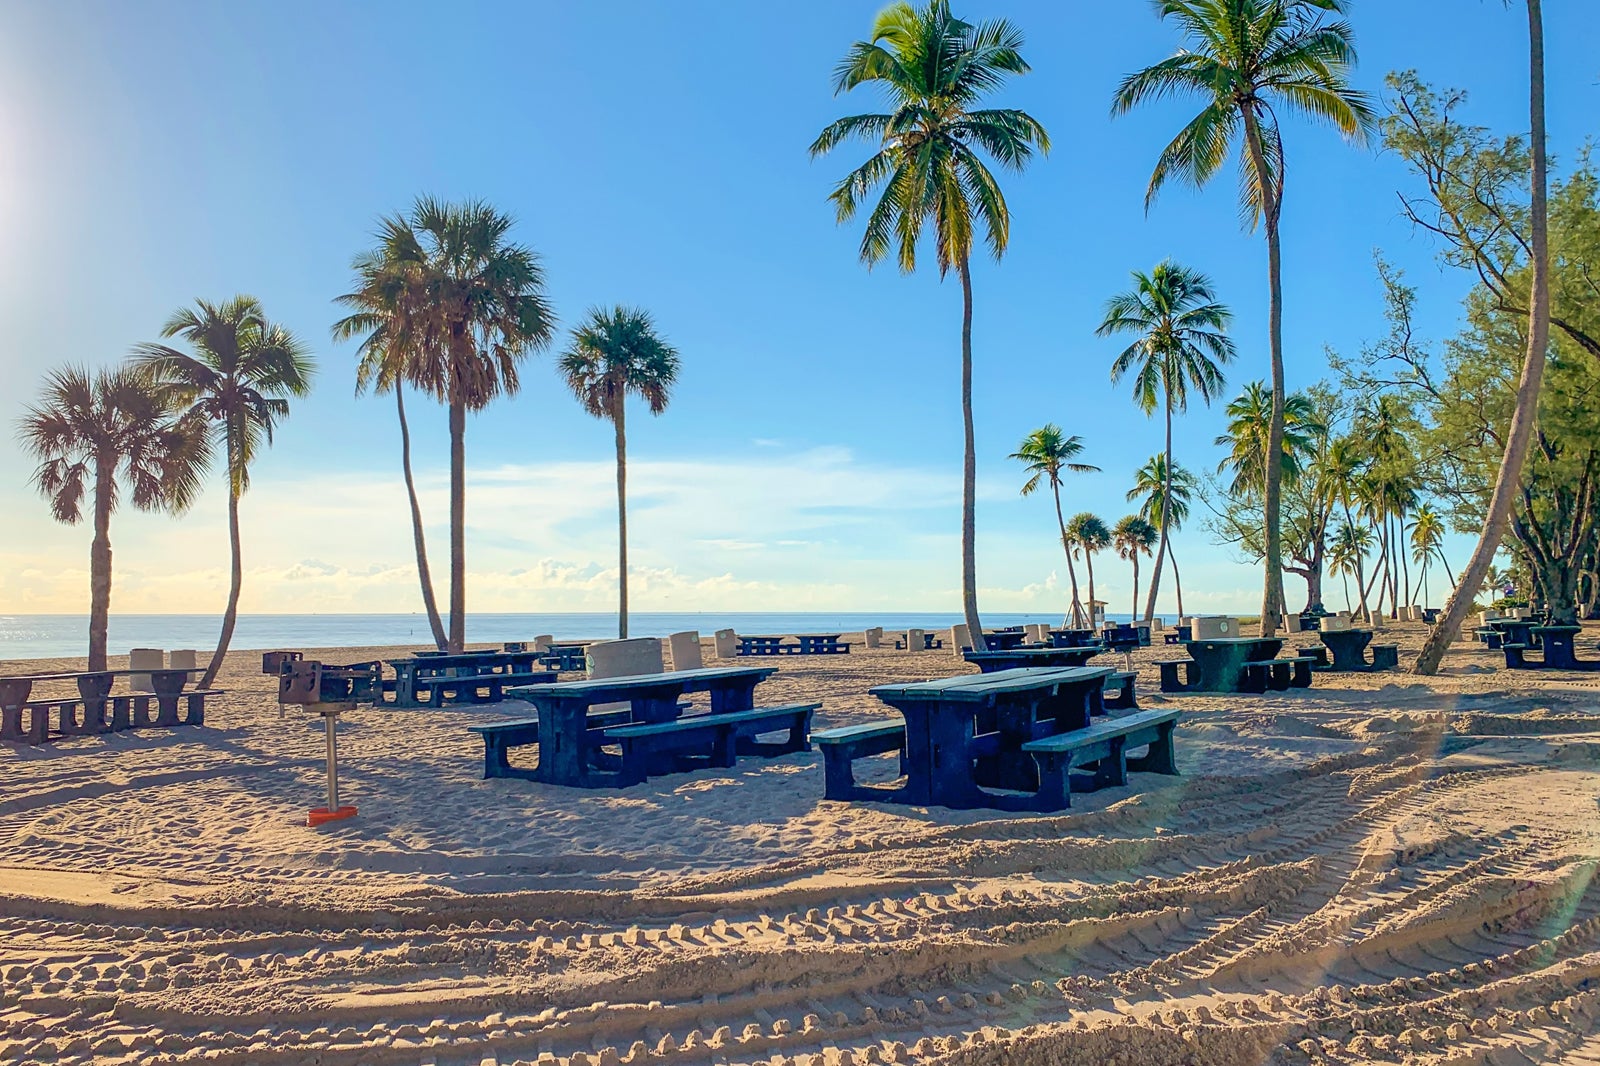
[0,0,1593,620]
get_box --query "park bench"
[1154,658,1196,693]
[1104,670,1138,710]
[1022,707,1182,810]
[1239,656,1316,693]
[601,702,818,785]
[814,720,907,801]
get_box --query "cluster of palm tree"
[24,197,681,668]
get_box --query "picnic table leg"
[0,678,34,743]
[709,680,757,715]
[1127,721,1179,776]
[533,698,590,786]
[1093,737,1129,790]
[77,672,113,733]
[1030,749,1071,811]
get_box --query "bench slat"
[604,703,819,739]
[1022,709,1181,753]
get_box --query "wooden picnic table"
[963,646,1103,672]
[505,665,781,787]
[385,650,552,708]
[867,666,1114,810]
[1180,637,1284,692]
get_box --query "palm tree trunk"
[1417,0,1547,673]
[1442,550,1456,587]
[448,392,466,653]
[1143,401,1173,621]
[1341,569,1351,613]
[958,256,986,652]
[1085,550,1098,626]
[397,387,447,650]
[88,458,113,673]
[1398,510,1411,609]
[200,473,243,690]
[1171,545,1185,618]
[1243,106,1286,637]
[1051,485,1085,627]
[1130,555,1140,620]
[615,392,629,640]
[1343,503,1372,622]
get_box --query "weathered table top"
[508,665,778,702]
[871,665,1114,703]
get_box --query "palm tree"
[1113,515,1159,620]
[1325,435,1373,621]
[1114,0,1374,637]
[559,306,681,639]
[1329,521,1372,613]
[1416,0,1548,673]
[1410,504,1451,608]
[347,198,556,651]
[1127,455,1198,616]
[332,222,448,649]
[133,297,313,688]
[1097,260,1234,621]
[1215,383,1322,497]
[1010,425,1099,627]
[810,0,1049,654]
[18,367,209,671]
[1064,512,1111,627]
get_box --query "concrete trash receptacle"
[864,627,883,649]
[669,631,703,671]
[905,628,924,651]
[713,628,738,659]
[950,624,971,655]
[130,648,164,692]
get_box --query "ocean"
[0,611,1145,661]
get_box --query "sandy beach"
[4,624,1600,1065]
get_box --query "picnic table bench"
[1,668,215,745]
[498,665,790,787]
[1239,655,1316,692]
[1503,625,1600,671]
[1023,707,1180,809]
[1162,625,1193,645]
[603,703,817,784]
[1318,629,1399,671]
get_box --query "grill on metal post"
[277,659,379,826]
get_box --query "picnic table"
[1489,618,1541,648]
[864,666,1116,810]
[1316,628,1399,671]
[0,667,210,744]
[982,629,1029,651]
[1504,625,1599,671]
[539,643,589,671]
[385,650,555,709]
[500,665,802,787]
[1160,637,1285,693]
[738,634,850,656]
[963,646,1103,672]
[1048,628,1100,648]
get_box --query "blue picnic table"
[497,665,810,787]
[385,651,555,708]
[963,646,1103,672]
[1504,625,1599,670]
[738,633,850,656]
[864,666,1117,810]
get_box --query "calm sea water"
[0,612,1145,661]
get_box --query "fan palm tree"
[1113,515,1159,621]
[1127,455,1198,616]
[810,0,1049,653]
[332,221,448,649]
[345,197,556,651]
[1215,383,1322,497]
[1416,0,1548,673]
[1114,0,1375,636]
[559,306,681,639]
[18,367,210,671]
[1097,260,1234,621]
[133,297,313,688]
[1064,512,1111,627]
[1009,425,1099,627]
[1329,520,1372,614]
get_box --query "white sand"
[2,623,1600,1064]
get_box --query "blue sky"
[0,0,1592,618]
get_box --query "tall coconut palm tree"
[811,0,1049,653]
[1410,503,1451,608]
[350,197,556,651]
[18,367,210,671]
[1064,512,1111,627]
[1215,383,1322,498]
[1416,0,1548,673]
[1329,520,1372,613]
[133,297,313,688]
[1097,260,1234,621]
[1114,0,1375,637]
[1113,515,1159,621]
[558,306,681,639]
[1325,435,1373,620]
[1009,425,1099,627]
[1127,455,1198,616]
[332,222,448,649]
